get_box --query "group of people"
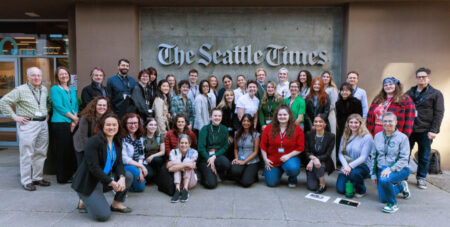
[0,59,444,220]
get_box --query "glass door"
[0,57,19,146]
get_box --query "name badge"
[209,151,215,156]
[228,127,233,132]
[239,155,246,161]
[415,110,418,117]
[148,109,153,114]
[278,148,285,153]
[266,120,272,125]
[123,94,127,100]
[35,111,43,117]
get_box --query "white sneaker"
[355,193,366,198]
[417,179,427,189]
[401,181,411,199]
[382,203,399,213]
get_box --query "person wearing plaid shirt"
[367,77,415,137]
[170,80,194,127]
[0,67,51,191]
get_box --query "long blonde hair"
[321,71,337,90]
[217,89,235,109]
[261,81,283,105]
[341,114,371,155]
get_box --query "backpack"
[414,149,442,174]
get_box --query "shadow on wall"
[380,63,450,170]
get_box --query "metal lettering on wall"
[158,44,328,67]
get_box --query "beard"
[119,68,129,75]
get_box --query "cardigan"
[73,116,97,152]
[285,95,306,123]
[198,124,230,161]
[193,94,210,131]
[258,96,284,127]
[303,130,335,174]
[152,97,170,134]
[71,135,125,195]
[50,85,78,123]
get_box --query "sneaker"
[171,189,180,203]
[417,178,427,189]
[354,193,366,198]
[180,189,189,202]
[382,203,399,213]
[288,183,297,188]
[401,181,411,199]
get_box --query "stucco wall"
[74,3,140,94]
[345,2,450,169]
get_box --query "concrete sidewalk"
[0,147,449,227]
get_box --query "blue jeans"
[124,165,146,192]
[409,132,432,179]
[336,164,370,194]
[377,166,410,204]
[264,156,301,187]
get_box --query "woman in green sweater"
[197,107,230,189]
[258,81,284,131]
[285,80,306,130]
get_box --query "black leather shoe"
[33,179,51,186]
[110,206,132,213]
[315,185,327,194]
[23,183,36,191]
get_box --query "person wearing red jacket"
[367,77,415,137]
[260,104,305,188]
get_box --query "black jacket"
[80,82,109,109]
[406,85,444,133]
[304,95,330,132]
[71,135,125,195]
[335,96,363,134]
[303,130,335,174]
[220,104,240,137]
[131,83,154,120]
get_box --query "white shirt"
[236,93,260,116]
[234,87,247,103]
[208,90,217,108]
[169,148,198,163]
[277,81,290,98]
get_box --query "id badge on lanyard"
[278,130,287,153]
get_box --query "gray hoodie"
[370,130,410,180]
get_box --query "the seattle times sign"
[158,43,328,67]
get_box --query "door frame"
[0,56,19,146]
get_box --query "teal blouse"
[50,85,78,123]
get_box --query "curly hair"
[80,96,113,122]
[297,70,312,91]
[120,113,145,138]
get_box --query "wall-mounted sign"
[158,43,328,68]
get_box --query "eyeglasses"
[382,120,395,124]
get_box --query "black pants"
[230,163,259,187]
[306,164,326,191]
[75,151,84,167]
[144,156,165,183]
[198,155,231,189]
[156,165,175,196]
[51,122,77,183]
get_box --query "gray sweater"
[370,130,410,180]
[338,133,373,169]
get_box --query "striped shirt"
[0,83,48,119]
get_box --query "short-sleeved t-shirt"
[144,133,165,157]
[169,148,198,163]
[236,131,260,165]
[236,93,260,116]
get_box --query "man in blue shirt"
[107,59,136,117]
[346,71,368,119]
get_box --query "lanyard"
[267,97,274,115]
[210,125,221,145]
[117,74,131,90]
[107,142,116,167]
[59,85,72,105]
[279,129,287,148]
[383,98,393,112]
[27,84,41,107]
[314,135,325,153]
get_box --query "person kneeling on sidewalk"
[371,112,411,214]
[168,134,198,202]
